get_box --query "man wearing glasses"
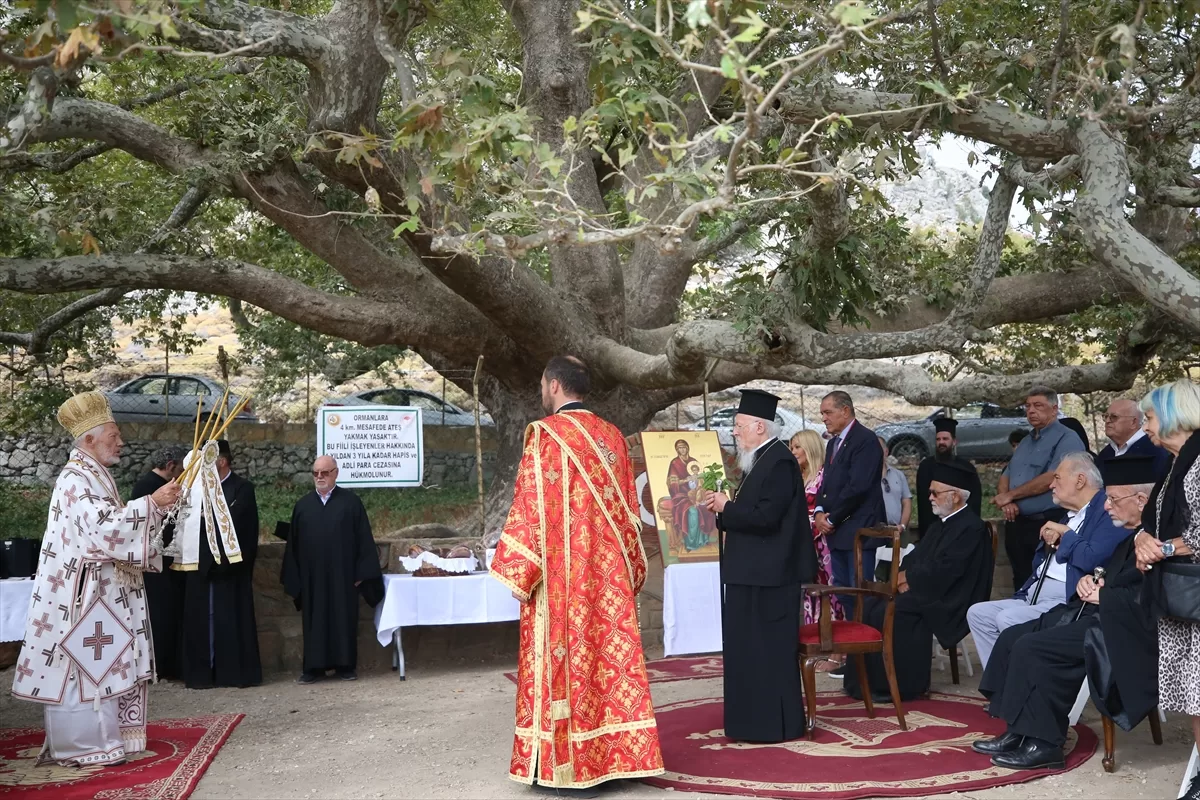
[1095,398,1169,479]
[282,455,382,684]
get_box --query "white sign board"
[317,406,424,488]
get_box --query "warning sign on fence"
[316,406,424,488]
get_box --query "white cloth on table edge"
[662,561,722,657]
[374,569,520,647]
[1,578,35,642]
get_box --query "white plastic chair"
[1182,744,1199,799]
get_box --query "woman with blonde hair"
[790,429,845,657]
[1135,379,1200,800]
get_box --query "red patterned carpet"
[643,692,1097,799]
[504,654,722,686]
[0,714,242,800]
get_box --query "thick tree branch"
[1152,186,1200,207]
[778,85,1072,160]
[0,142,113,173]
[0,255,445,350]
[175,1,329,67]
[1071,120,1200,332]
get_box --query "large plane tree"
[2,0,1198,522]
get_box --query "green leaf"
[830,1,876,27]
[685,0,712,29]
[719,54,739,79]
[392,217,420,236]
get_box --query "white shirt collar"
[1111,428,1146,456]
[318,487,335,505]
[754,437,777,455]
[1066,500,1089,529]
[939,504,968,522]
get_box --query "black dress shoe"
[972,731,1023,755]
[297,672,319,685]
[990,738,1065,771]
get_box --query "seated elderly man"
[844,462,994,702]
[967,452,1128,667]
[973,456,1158,771]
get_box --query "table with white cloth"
[373,572,520,679]
[662,561,723,657]
[1,578,34,642]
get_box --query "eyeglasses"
[312,469,336,478]
[1106,492,1141,503]
[929,489,956,497]
[1102,414,1135,423]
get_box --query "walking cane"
[1074,567,1105,622]
[1029,543,1057,604]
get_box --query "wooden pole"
[472,356,486,543]
[164,346,170,420]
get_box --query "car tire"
[888,435,928,461]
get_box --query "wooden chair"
[1100,711,1164,772]
[800,526,907,738]
[947,522,999,684]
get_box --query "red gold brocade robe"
[489,409,664,788]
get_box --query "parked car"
[320,388,494,426]
[874,403,1030,461]
[683,405,825,449]
[105,374,257,423]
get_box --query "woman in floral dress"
[790,430,844,671]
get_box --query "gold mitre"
[57,391,115,438]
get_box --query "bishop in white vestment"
[10,391,178,766]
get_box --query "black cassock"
[979,533,1155,746]
[717,439,816,743]
[181,471,262,689]
[130,471,185,680]
[281,487,382,673]
[914,457,981,537]
[845,507,993,700]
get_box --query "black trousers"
[1005,513,1064,589]
[843,595,933,701]
[979,604,1094,746]
[723,583,806,742]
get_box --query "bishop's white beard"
[736,443,756,474]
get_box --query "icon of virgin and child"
[665,439,718,553]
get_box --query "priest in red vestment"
[490,356,664,791]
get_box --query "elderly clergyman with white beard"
[703,389,816,743]
[845,461,994,702]
[11,391,178,766]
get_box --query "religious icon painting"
[58,596,133,686]
[640,431,727,566]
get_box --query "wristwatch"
[1162,540,1176,558]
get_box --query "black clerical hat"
[931,461,974,491]
[1100,455,1156,487]
[217,439,232,460]
[736,389,780,421]
[933,417,958,436]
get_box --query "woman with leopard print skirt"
[1136,380,1200,800]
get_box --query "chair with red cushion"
[799,525,906,738]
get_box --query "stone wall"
[0,422,497,488]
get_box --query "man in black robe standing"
[914,418,981,537]
[845,462,993,702]
[283,455,382,684]
[130,446,186,679]
[181,440,262,688]
[703,389,816,743]
[973,455,1157,771]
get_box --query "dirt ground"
[1,654,1194,800]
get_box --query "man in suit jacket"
[1096,398,1170,479]
[813,391,885,617]
[704,389,816,743]
[180,440,262,688]
[967,451,1128,667]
